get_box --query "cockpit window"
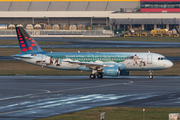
[158,57,167,60]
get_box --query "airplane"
[13,27,173,79]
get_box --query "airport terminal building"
[0,0,180,32]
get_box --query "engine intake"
[103,67,120,76]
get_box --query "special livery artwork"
[126,54,146,67]
[13,27,173,79]
[31,53,148,70]
[35,55,62,66]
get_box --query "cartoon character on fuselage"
[13,27,173,79]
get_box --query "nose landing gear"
[149,70,153,79]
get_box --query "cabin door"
[42,54,46,63]
[147,54,152,64]
[42,54,50,64]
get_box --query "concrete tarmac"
[0,76,180,120]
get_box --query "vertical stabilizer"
[15,27,44,54]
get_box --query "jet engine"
[103,67,120,76]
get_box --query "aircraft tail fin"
[15,27,44,54]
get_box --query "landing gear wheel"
[149,75,153,79]
[97,73,103,78]
[149,70,153,79]
[90,74,96,79]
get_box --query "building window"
[141,2,180,8]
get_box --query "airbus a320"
[13,27,173,79]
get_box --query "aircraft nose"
[166,61,173,68]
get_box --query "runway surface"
[1,37,180,48]
[0,76,180,120]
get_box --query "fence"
[0,30,113,37]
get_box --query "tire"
[149,75,153,79]
[97,73,103,78]
[90,74,96,79]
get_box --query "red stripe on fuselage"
[141,8,180,12]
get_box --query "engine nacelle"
[103,67,120,76]
[120,70,131,76]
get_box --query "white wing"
[65,61,126,70]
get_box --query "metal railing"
[0,30,113,37]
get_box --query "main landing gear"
[90,70,103,79]
[90,70,96,79]
[149,70,153,79]
[90,74,96,79]
[90,73,103,79]
[97,73,103,78]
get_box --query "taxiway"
[0,76,180,120]
[1,37,180,48]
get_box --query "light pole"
[143,109,145,120]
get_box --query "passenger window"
[161,58,163,60]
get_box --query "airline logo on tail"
[16,27,44,54]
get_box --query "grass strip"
[36,107,180,120]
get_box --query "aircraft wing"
[65,61,126,70]
[66,61,107,69]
